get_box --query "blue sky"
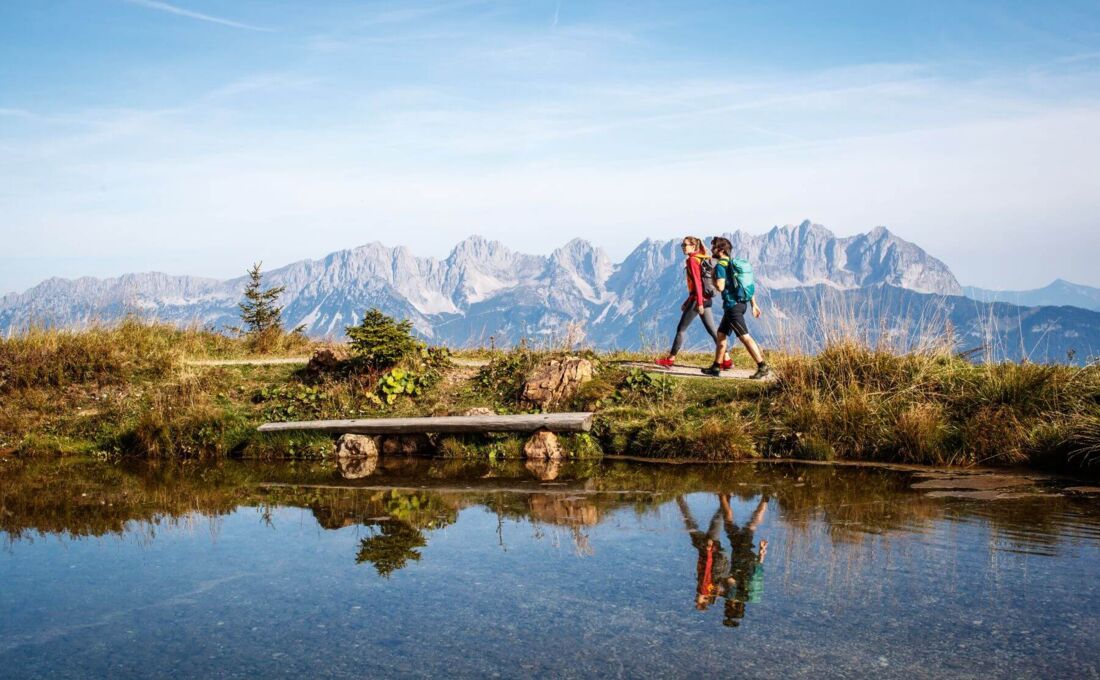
[2,0,1099,294]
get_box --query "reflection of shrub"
[355,520,427,577]
[346,309,420,372]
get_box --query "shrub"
[474,348,540,407]
[618,368,675,402]
[378,368,431,405]
[346,309,421,372]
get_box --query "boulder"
[523,430,563,460]
[334,434,379,459]
[307,347,349,374]
[521,357,594,409]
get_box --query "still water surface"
[1,457,1099,678]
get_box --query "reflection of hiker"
[720,493,769,628]
[704,237,769,379]
[655,237,730,369]
[675,495,732,610]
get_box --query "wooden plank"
[257,412,593,435]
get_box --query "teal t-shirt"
[746,563,764,603]
[714,259,740,309]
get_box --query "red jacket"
[685,255,707,308]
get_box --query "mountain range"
[964,280,1100,313]
[2,220,1097,364]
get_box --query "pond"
[1,457,1099,678]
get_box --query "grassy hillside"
[1,320,1097,475]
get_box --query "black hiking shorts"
[718,302,749,338]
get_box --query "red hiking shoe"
[655,357,675,368]
[720,359,734,370]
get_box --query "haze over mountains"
[964,280,1100,313]
[2,221,1097,364]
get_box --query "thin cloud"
[360,0,491,27]
[0,107,37,119]
[121,0,273,32]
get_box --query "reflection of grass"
[1,457,1089,567]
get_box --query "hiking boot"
[749,364,771,380]
[720,359,734,370]
[655,357,675,368]
[701,364,722,377]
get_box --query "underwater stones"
[524,430,563,460]
[335,434,379,459]
[521,357,593,409]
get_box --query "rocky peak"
[545,239,614,302]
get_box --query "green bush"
[378,368,431,405]
[618,368,675,402]
[346,309,421,372]
[474,348,540,406]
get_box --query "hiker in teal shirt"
[705,237,769,379]
[721,493,769,627]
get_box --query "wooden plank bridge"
[257,412,593,435]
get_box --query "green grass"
[2,321,1098,475]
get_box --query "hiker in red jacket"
[655,236,732,369]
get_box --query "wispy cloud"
[0,107,37,119]
[360,0,491,27]
[121,0,273,32]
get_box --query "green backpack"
[721,257,756,303]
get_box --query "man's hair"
[710,237,732,257]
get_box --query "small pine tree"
[239,262,286,335]
[346,308,420,371]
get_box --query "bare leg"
[713,332,729,366]
[700,307,730,362]
[675,495,698,532]
[738,333,764,365]
[746,497,768,532]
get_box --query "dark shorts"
[718,303,749,337]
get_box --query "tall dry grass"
[769,341,1100,470]
[0,319,187,392]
